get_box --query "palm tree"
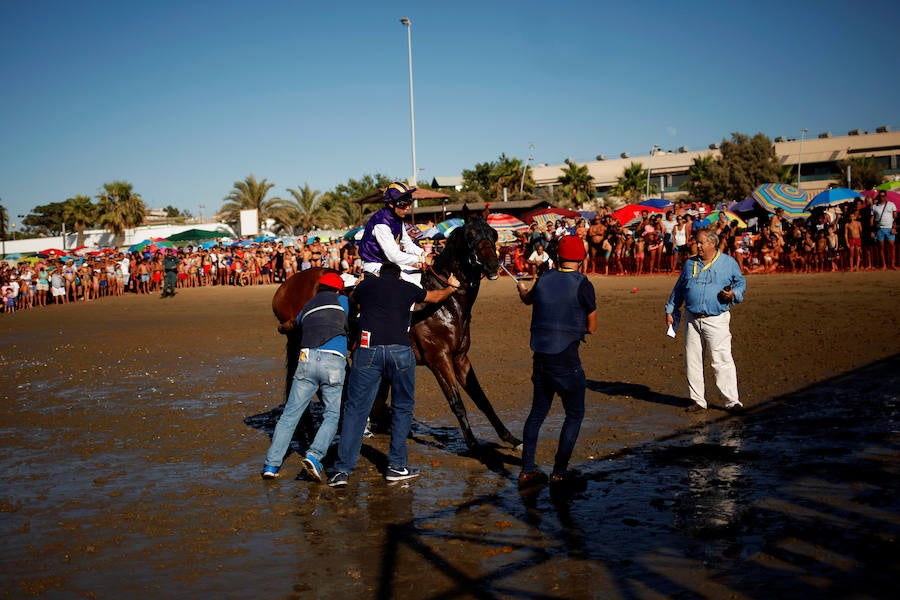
[607,162,648,203]
[556,159,594,207]
[280,183,335,233]
[96,181,145,248]
[219,175,285,234]
[63,194,96,248]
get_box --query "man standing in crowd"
[357,181,431,284]
[516,235,597,489]
[161,249,179,298]
[262,272,349,482]
[871,190,896,270]
[665,229,747,413]
[328,261,460,488]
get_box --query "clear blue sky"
[1,0,897,223]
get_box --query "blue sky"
[1,0,897,223]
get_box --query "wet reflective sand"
[1,272,898,598]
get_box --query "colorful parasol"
[700,210,747,229]
[750,183,810,219]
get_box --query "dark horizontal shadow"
[587,379,688,408]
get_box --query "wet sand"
[1,271,898,598]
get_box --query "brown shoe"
[518,470,548,490]
[685,403,705,413]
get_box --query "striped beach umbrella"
[750,183,810,219]
[436,218,464,236]
[700,210,747,229]
[486,213,528,243]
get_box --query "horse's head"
[458,204,500,281]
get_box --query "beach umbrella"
[342,226,365,241]
[728,197,757,213]
[520,206,581,227]
[487,213,528,233]
[405,223,423,240]
[638,198,674,210]
[610,204,665,226]
[36,248,68,258]
[750,183,810,219]
[166,228,227,242]
[420,226,444,240]
[875,181,900,191]
[486,213,528,243]
[700,210,748,229]
[806,188,862,210]
[436,218,464,236]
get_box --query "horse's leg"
[425,356,480,450]
[455,355,523,450]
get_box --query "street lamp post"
[400,17,417,207]
[797,128,808,190]
[519,143,534,194]
[645,144,660,199]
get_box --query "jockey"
[357,181,432,286]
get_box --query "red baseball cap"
[557,235,586,261]
[318,272,344,291]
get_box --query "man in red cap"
[262,272,349,482]
[516,235,597,490]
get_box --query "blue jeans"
[334,345,416,474]
[521,360,586,475]
[265,350,346,467]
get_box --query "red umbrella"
[520,206,581,225]
[610,204,665,226]
[36,248,69,258]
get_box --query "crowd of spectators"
[500,195,898,278]
[3,192,897,315]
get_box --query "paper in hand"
[666,311,682,339]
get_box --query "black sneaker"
[385,466,420,482]
[518,470,548,490]
[328,471,349,488]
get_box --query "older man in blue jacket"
[665,229,747,413]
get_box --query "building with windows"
[530,128,900,200]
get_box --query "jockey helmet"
[384,181,416,207]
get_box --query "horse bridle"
[428,220,496,293]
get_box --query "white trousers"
[684,311,741,408]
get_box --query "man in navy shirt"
[665,229,747,413]
[516,235,597,489]
[328,262,460,487]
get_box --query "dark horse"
[271,206,522,451]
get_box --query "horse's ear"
[461,203,470,222]
[481,206,490,220]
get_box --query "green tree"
[96,181,146,247]
[608,162,651,203]
[684,155,726,204]
[219,175,287,234]
[21,201,68,236]
[716,132,781,202]
[280,183,332,234]
[62,194,97,248]
[556,159,594,207]
[684,132,782,204]
[835,156,884,190]
[0,204,8,244]
[328,173,394,226]
[461,154,531,201]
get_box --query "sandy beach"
[1,270,898,598]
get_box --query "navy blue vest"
[299,291,348,348]
[529,269,588,355]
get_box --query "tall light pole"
[645,144,660,199]
[400,17,417,207]
[797,128,808,190]
[519,143,534,194]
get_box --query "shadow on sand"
[372,354,899,598]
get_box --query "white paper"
[666,324,677,338]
